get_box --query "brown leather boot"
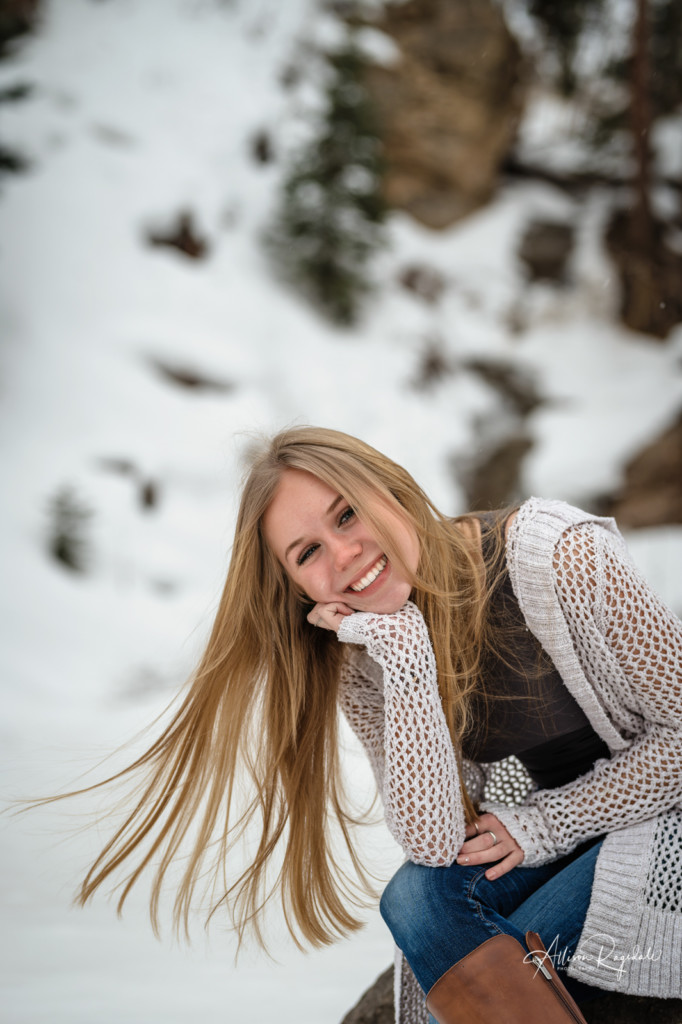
[425,930,589,1023]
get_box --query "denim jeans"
[380,836,604,1015]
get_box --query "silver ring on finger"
[473,821,480,835]
[486,830,499,846]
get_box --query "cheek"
[394,576,413,603]
[306,575,332,603]
[405,528,420,574]
[293,567,327,605]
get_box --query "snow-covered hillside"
[1,2,681,1022]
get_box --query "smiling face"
[262,468,420,614]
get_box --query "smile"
[348,555,387,592]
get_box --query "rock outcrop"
[340,966,393,1024]
[517,218,575,283]
[360,0,525,229]
[606,209,682,340]
[452,357,543,510]
[596,408,682,528]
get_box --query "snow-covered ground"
[1,2,681,1022]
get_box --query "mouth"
[347,555,388,593]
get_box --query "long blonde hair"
[57,427,503,949]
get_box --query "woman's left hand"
[307,601,355,633]
[456,812,524,880]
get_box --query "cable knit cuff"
[479,801,560,867]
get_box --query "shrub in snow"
[46,485,92,573]
[0,0,41,57]
[146,210,209,260]
[266,38,386,326]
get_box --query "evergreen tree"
[526,0,605,95]
[510,0,682,337]
[267,38,385,326]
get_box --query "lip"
[345,554,389,597]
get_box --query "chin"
[362,585,412,616]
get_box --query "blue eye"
[295,507,355,567]
[297,544,318,566]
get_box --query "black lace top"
[461,515,611,788]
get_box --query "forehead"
[262,468,340,558]
[270,467,337,512]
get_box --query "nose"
[331,535,361,572]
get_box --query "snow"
[1,1,681,1022]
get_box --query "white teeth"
[350,555,387,592]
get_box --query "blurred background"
[1,0,681,1021]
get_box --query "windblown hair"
[56,426,513,950]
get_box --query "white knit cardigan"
[336,498,682,1023]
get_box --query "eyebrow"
[284,493,344,562]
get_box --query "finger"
[484,849,524,881]
[307,603,354,632]
[456,845,506,866]
[456,831,511,863]
[474,816,505,838]
[475,812,504,831]
[307,609,332,629]
[457,831,501,856]
[307,605,325,627]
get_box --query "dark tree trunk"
[630,0,654,254]
[605,0,682,340]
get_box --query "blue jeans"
[380,837,604,1013]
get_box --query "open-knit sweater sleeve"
[483,521,682,866]
[338,601,465,866]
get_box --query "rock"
[95,456,162,513]
[595,408,682,528]
[250,129,274,164]
[456,430,534,511]
[359,0,525,229]
[138,479,159,512]
[605,208,682,340]
[517,218,575,283]
[341,965,682,1023]
[398,264,446,304]
[451,357,544,510]
[410,338,455,390]
[462,358,543,417]
[147,356,233,393]
[340,966,393,1024]
[146,210,209,259]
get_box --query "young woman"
[67,426,682,1024]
